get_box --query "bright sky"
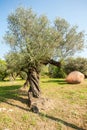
[0,0,87,59]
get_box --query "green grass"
[0,114,12,124]
[0,78,87,130]
[40,78,87,104]
[0,85,21,102]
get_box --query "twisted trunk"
[27,60,61,107]
[28,69,40,107]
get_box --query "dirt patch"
[30,96,55,113]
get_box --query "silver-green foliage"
[4,7,85,72]
[54,18,85,60]
[4,7,60,71]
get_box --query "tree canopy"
[4,7,61,73]
[4,7,85,71]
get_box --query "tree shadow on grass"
[39,113,85,130]
[4,101,29,111]
[42,79,67,85]
[1,98,85,130]
[0,84,28,104]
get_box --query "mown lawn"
[0,78,87,130]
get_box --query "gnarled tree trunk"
[28,69,40,107]
[27,60,61,107]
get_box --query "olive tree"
[4,7,85,106]
[4,7,61,106]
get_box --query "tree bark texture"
[28,69,40,107]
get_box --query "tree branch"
[49,59,61,67]
[42,59,61,67]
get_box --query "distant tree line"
[48,57,87,78]
[0,57,87,81]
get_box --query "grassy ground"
[0,78,87,130]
